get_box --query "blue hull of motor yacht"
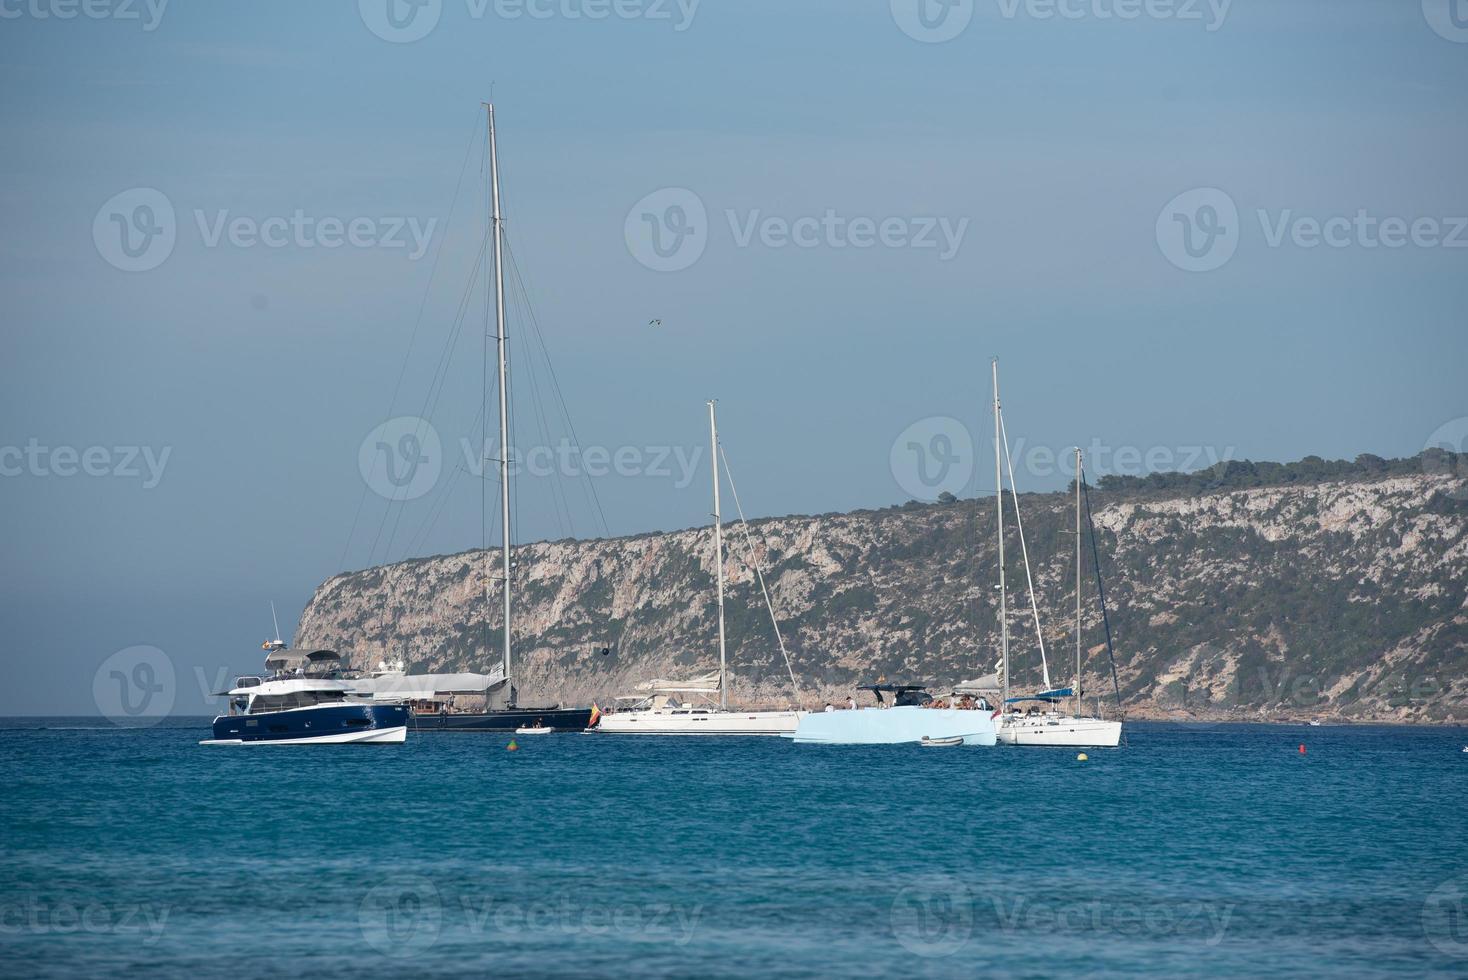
[205,703,409,744]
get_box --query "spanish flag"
[588,703,602,728]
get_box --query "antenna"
[270,601,282,645]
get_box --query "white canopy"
[634,672,721,695]
[346,666,506,700]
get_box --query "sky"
[1,0,1465,715]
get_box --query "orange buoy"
[507,739,519,752]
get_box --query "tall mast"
[993,358,1008,710]
[709,400,728,710]
[487,103,513,700]
[1075,447,1083,715]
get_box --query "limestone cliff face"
[295,466,1468,723]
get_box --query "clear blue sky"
[2,0,1465,714]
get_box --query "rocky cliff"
[296,455,1468,724]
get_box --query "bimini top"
[1004,687,1074,704]
[263,648,342,675]
[858,684,930,693]
[635,673,721,695]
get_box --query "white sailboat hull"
[595,709,803,736]
[996,715,1121,747]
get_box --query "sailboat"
[990,362,1122,748]
[595,401,804,736]
[347,105,591,732]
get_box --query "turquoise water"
[1,720,1466,978]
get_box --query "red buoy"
[1298,743,1306,754]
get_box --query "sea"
[1,719,1465,978]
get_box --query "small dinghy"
[920,735,965,748]
[515,725,554,735]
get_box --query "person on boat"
[846,696,856,710]
[824,703,834,712]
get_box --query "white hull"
[996,715,1121,747]
[199,725,407,746]
[787,706,997,746]
[595,709,802,736]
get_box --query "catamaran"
[989,361,1122,748]
[594,402,804,736]
[786,684,998,746]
